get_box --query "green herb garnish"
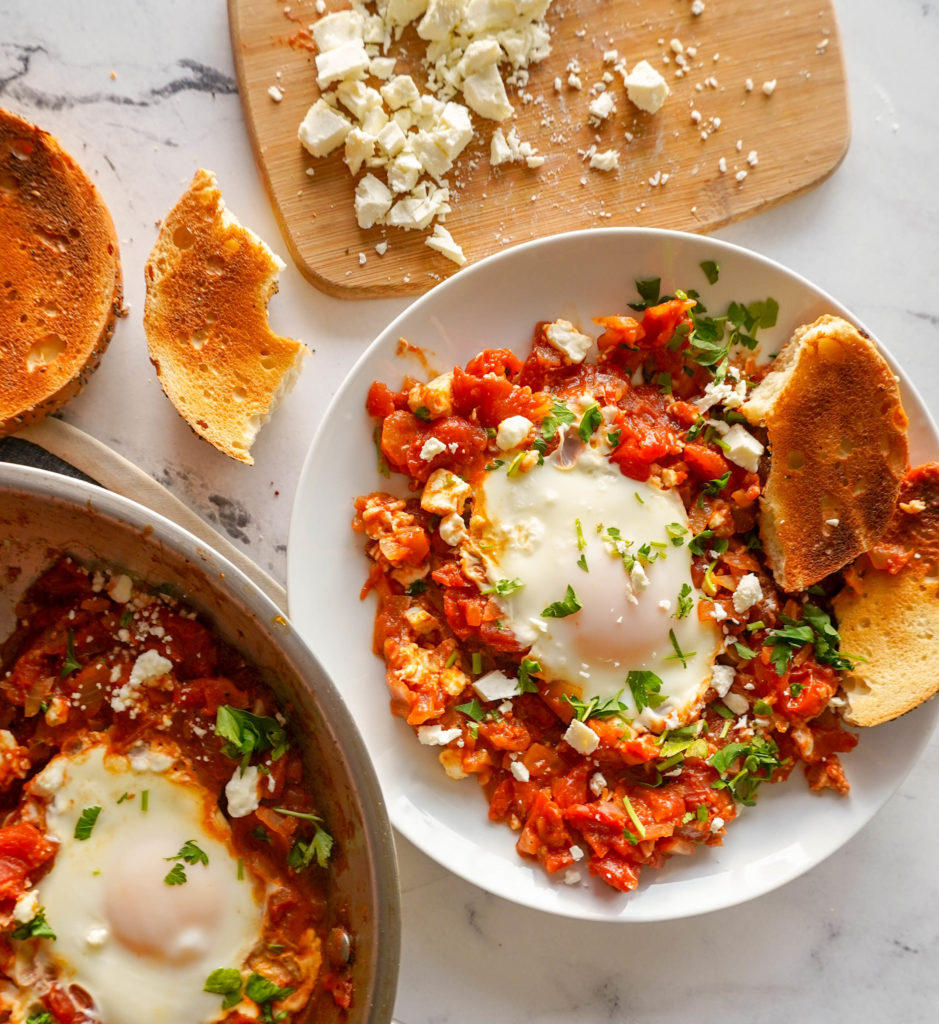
[577,402,603,442]
[215,706,289,770]
[74,806,101,841]
[541,585,582,618]
[60,629,82,678]
[626,670,667,713]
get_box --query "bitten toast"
[143,169,307,465]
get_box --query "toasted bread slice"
[0,109,122,436]
[143,169,307,464]
[833,464,939,726]
[742,315,908,592]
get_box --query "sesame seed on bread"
[833,463,939,726]
[742,315,909,592]
[0,109,122,436]
[143,169,307,465]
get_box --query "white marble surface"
[2,1,938,1021]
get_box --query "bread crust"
[834,464,939,726]
[0,109,122,435]
[143,169,307,465]
[743,315,908,592]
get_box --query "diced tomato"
[588,852,640,892]
[0,822,57,899]
[774,664,838,720]
[366,380,400,418]
[450,366,552,426]
[683,442,730,481]
[639,297,696,349]
[465,347,523,379]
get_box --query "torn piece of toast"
[833,464,939,726]
[143,169,307,465]
[0,109,122,436]
[742,315,909,592]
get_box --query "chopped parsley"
[700,260,720,285]
[471,651,482,675]
[563,691,629,722]
[541,585,582,618]
[12,907,56,942]
[789,681,805,698]
[665,522,688,546]
[413,405,431,420]
[626,669,667,713]
[373,425,390,478]
[245,972,295,1023]
[205,968,245,1010]
[119,609,134,628]
[577,402,603,442]
[664,629,695,668]
[482,577,524,597]
[166,839,210,868]
[533,398,576,457]
[628,277,662,311]
[74,806,102,841]
[676,583,693,619]
[215,706,289,770]
[456,698,487,721]
[607,428,622,448]
[60,629,82,678]
[622,795,646,839]
[163,863,188,886]
[709,736,785,805]
[405,579,427,596]
[275,809,334,870]
[733,642,758,661]
[517,657,542,693]
[702,470,732,497]
[27,1014,54,1024]
[688,529,716,555]
[577,553,589,572]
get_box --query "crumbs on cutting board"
[270,0,835,273]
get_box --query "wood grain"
[229,0,848,299]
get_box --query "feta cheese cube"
[385,0,430,29]
[732,573,764,614]
[588,91,616,122]
[418,723,463,745]
[490,127,514,165]
[710,663,735,698]
[344,128,375,175]
[473,670,520,702]
[387,150,423,193]
[315,42,370,90]
[545,319,592,363]
[458,37,503,76]
[370,56,398,79]
[298,99,352,157]
[417,0,463,41]
[387,195,437,230]
[312,10,365,52]
[408,371,454,417]
[622,59,670,114]
[336,81,384,120]
[381,75,422,110]
[563,718,600,755]
[425,224,466,265]
[589,147,619,171]
[722,423,764,472]
[419,436,448,461]
[463,64,513,121]
[421,468,471,514]
[376,121,407,158]
[439,512,467,545]
[354,174,393,229]
[510,760,531,782]
[496,415,532,450]
[225,765,260,817]
[434,102,474,158]
[723,691,749,715]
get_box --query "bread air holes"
[206,254,226,275]
[189,327,210,351]
[0,172,17,193]
[233,387,247,403]
[838,435,854,457]
[787,450,805,471]
[172,225,195,249]
[260,353,276,371]
[26,333,66,371]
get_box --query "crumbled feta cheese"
[710,664,735,698]
[510,760,530,782]
[107,574,133,604]
[588,91,616,122]
[268,85,284,103]
[13,889,39,924]
[762,79,777,96]
[425,224,467,266]
[589,771,607,796]
[710,815,725,833]
[691,0,705,14]
[439,512,468,546]
[33,757,67,796]
[722,423,764,472]
[128,746,175,773]
[622,60,670,114]
[569,844,585,861]
[419,436,448,461]
[545,319,592,363]
[732,573,764,614]
[589,147,620,172]
[564,718,600,755]
[496,415,533,450]
[370,56,398,79]
[298,99,352,158]
[723,691,749,715]
[354,174,393,229]
[825,517,840,527]
[747,149,759,167]
[563,869,582,885]
[473,670,519,702]
[225,765,261,818]
[315,42,371,90]
[418,724,463,745]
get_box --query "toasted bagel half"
[833,464,939,726]
[0,109,122,436]
[742,315,908,592]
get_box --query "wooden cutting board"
[229,0,848,299]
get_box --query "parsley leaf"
[373,425,390,478]
[245,973,295,1023]
[733,642,759,661]
[405,579,427,596]
[74,805,101,841]
[676,583,693,619]
[60,628,82,678]
[533,398,576,456]
[622,795,647,838]
[215,706,289,769]
[700,260,720,285]
[163,863,188,886]
[665,522,688,546]
[12,907,56,942]
[455,698,487,721]
[287,825,334,872]
[205,967,244,1010]
[764,619,815,675]
[563,691,629,722]
[709,735,785,805]
[27,1014,54,1024]
[541,585,582,618]
[627,670,667,713]
[517,658,542,693]
[482,577,524,597]
[166,839,210,867]
[577,402,603,442]
[664,629,695,668]
[802,603,858,671]
[703,471,732,497]
[688,529,715,555]
[629,277,662,311]
[607,428,622,448]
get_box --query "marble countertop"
[2,1,938,1021]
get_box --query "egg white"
[28,743,264,1024]
[469,439,721,729]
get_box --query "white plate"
[287,228,939,922]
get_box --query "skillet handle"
[14,418,288,612]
